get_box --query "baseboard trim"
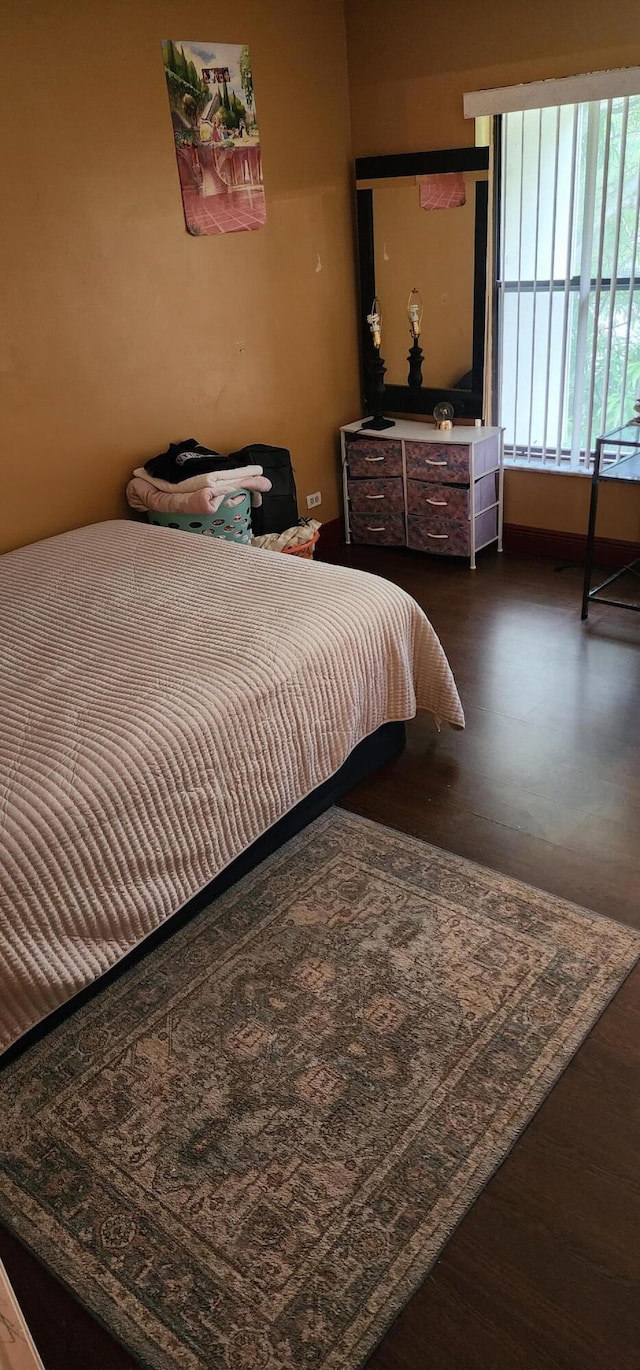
[314,518,640,569]
[503,523,640,568]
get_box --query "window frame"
[493,102,640,471]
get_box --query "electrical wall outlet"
[306,491,322,509]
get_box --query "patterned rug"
[1,810,638,1370]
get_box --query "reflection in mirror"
[355,145,489,418]
[371,172,485,390]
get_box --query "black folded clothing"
[144,439,241,484]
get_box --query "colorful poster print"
[161,40,265,236]
[417,172,466,210]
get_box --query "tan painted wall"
[0,0,359,553]
[505,469,640,541]
[345,0,640,539]
[345,0,640,156]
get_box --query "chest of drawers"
[340,419,503,569]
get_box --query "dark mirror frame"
[356,146,490,420]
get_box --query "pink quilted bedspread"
[0,521,464,1052]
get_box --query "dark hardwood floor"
[2,548,639,1369]
[335,546,640,1370]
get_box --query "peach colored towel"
[132,463,266,494]
[126,474,271,515]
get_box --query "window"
[497,97,640,468]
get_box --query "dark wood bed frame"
[2,720,406,1065]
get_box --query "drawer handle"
[366,493,385,499]
[365,456,385,462]
[424,458,448,466]
[367,525,385,532]
[426,532,449,540]
[426,498,447,506]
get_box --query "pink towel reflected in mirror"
[417,172,466,210]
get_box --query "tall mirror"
[356,147,489,420]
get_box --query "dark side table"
[581,423,640,619]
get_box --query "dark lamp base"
[360,415,396,431]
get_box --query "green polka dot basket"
[146,490,252,544]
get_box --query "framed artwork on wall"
[161,40,265,236]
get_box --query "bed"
[0,521,464,1055]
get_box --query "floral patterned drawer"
[405,441,470,484]
[348,477,404,512]
[407,480,469,518]
[407,513,470,556]
[351,512,405,546]
[345,436,403,479]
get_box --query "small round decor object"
[433,401,454,430]
[433,400,454,430]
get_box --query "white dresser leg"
[498,430,504,551]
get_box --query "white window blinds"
[497,96,640,468]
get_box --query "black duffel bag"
[229,444,298,536]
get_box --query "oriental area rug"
[1,810,638,1370]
